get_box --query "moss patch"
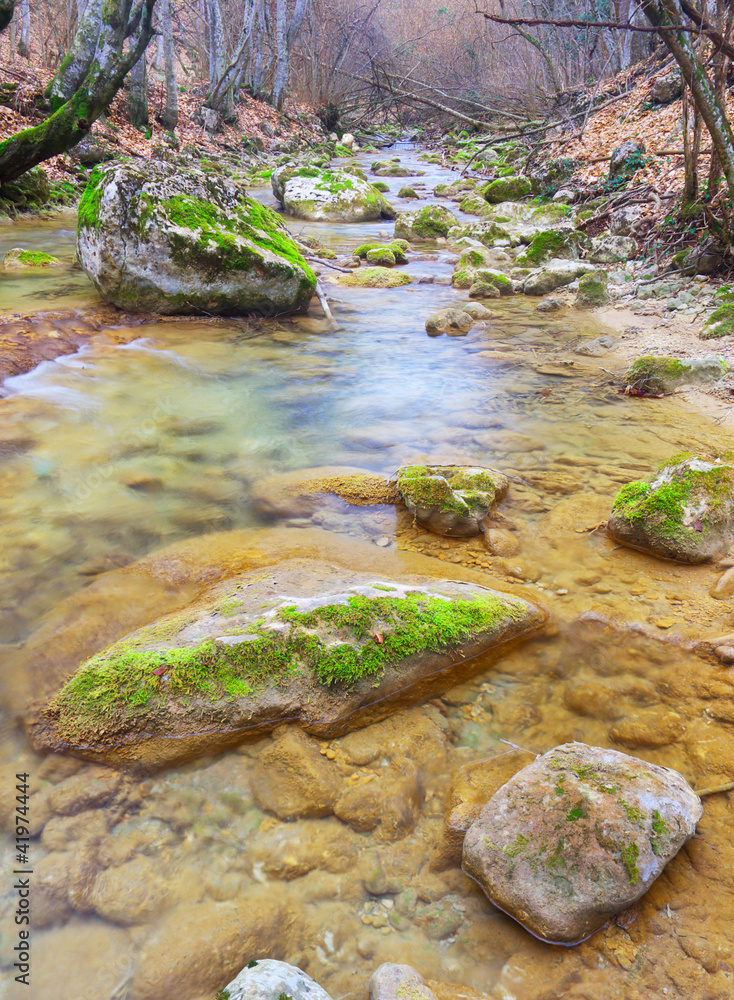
[483,176,532,204]
[339,267,411,288]
[397,465,506,518]
[701,303,734,340]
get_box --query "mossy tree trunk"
[0,0,157,185]
[17,0,28,56]
[45,0,105,110]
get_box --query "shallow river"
[0,148,733,1000]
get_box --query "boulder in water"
[271,164,395,222]
[396,465,509,536]
[394,205,459,241]
[77,159,316,315]
[522,259,596,296]
[462,742,702,944]
[221,960,333,1000]
[607,452,734,563]
[31,558,544,768]
[1,247,61,268]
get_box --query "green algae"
[52,590,525,733]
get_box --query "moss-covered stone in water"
[1,248,61,268]
[575,270,609,308]
[396,465,508,530]
[51,588,526,733]
[394,205,458,241]
[398,186,419,199]
[482,176,532,204]
[338,267,411,289]
[365,247,396,267]
[371,180,390,192]
[354,241,408,265]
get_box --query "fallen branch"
[315,280,338,328]
[305,256,352,273]
[695,780,734,796]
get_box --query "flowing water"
[1,150,734,1000]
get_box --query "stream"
[1,148,733,1000]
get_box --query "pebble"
[714,645,734,665]
[375,537,391,547]
[655,617,678,629]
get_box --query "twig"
[305,256,351,273]
[694,780,734,796]
[315,280,338,328]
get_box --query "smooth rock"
[221,959,333,1000]
[462,742,702,944]
[369,963,437,1000]
[523,259,596,296]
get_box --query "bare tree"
[158,0,178,128]
[128,49,149,127]
[17,0,29,55]
[46,0,104,108]
[272,0,310,110]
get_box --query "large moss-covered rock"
[447,221,513,247]
[451,246,512,296]
[515,227,585,266]
[394,205,459,241]
[1,247,61,269]
[31,559,544,768]
[623,355,727,394]
[608,453,734,563]
[462,742,702,944]
[482,175,532,203]
[396,465,509,536]
[271,164,395,222]
[77,160,316,315]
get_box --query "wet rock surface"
[222,959,334,1000]
[462,742,703,944]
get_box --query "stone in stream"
[220,960,333,1000]
[338,267,412,289]
[371,159,416,177]
[481,175,532,203]
[622,356,727,394]
[394,205,459,241]
[522,259,596,296]
[607,452,734,563]
[396,465,509,536]
[77,160,316,315]
[574,270,610,308]
[250,465,398,518]
[31,559,544,768]
[271,164,395,222]
[424,308,475,337]
[369,964,437,1000]
[354,239,410,264]
[1,247,61,268]
[462,742,702,944]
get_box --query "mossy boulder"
[394,205,459,241]
[448,221,512,247]
[77,160,316,315]
[452,247,512,296]
[462,742,702,944]
[372,180,390,192]
[365,247,396,267]
[515,227,585,266]
[574,270,610,308]
[608,453,734,563]
[354,241,408,264]
[396,465,509,536]
[0,167,50,212]
[588,235,638,264]
[271,164,395,222]
[397,186,419,199]
[1,247,61,269]
[528,157,577,198]
[338,267,412,289]
[623,356,727,394]
[435,178,476,201]
[458,194,495,218]
[31,559,544,768]
[371,159,415,177]
[482,176,532,204]
[700,303,734,340]
[470,268,513,297]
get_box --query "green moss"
[516,229,578,265]
[566,803,583,821]
[504,832,530,857]
[483,176,532,204]
[52,589,526,734]
[371,180,389,192]
[354,242,408,264]
[620,800,645,825]
[620,840,640,884]
[398,186,419,199]
[701,303,734,340]
[650,808,668,856]
[339,267,411,288]
[77,167,105,232]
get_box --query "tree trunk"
[205,0,235,120]
[128,48,149,127]
[0,0,157,184]
[46,0,104,109]
[0,0,16,34]
[207,0,255,112]
[249,0,267,97]
[639,0,734,202]
[272,0,309,110]
[17,0,29,56]
[159,0,178,129]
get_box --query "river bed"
[0,149,733,1000]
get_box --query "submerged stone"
[462,742,702,944]
[396,465,509,536]
[339,267,411,288]
[608,452,734,563]
[271,164,395,222]
[32,559,544,768]
[77,159,316,315]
